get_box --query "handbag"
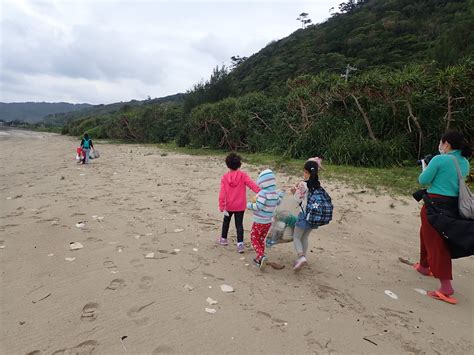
[450,156,474,219]
[424,194,474,259]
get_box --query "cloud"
[1,0,341,103]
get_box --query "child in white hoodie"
[247,169,282,270]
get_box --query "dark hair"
[441,130,472,158]
[304,160,321,191]
[225,153,242,170]
[84,133,89,139]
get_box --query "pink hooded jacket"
[219,170,260,212]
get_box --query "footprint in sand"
[86,236,103,243]
[52,340,98,355]
[152,345,174,354]
[105,279,126,292]
[81,303,99,321]
[127,301,155,325]
[139,276,154,290]
[103,259,117,270]
[130,259,144,268]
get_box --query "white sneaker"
[259,256,268,271]
[293,256,307,271]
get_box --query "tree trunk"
[350,94,377,141]
[446,89,452,130]
[405,101,423,160]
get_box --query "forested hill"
[0,102,92,123]
[42,93,185,127]
[57,0,473,168]
[231,0,473,94]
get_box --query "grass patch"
[155,142,420,196]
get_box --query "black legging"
[221,211,245,243]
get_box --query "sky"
[1,0,341,104]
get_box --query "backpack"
[450,156,474,219]
[83,138,91,149]
[303,187,333,227]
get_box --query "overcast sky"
[1,0,341,104]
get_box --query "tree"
[230,55,248,70]
[296,12,312,29]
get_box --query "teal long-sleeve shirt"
[418,150,470,197]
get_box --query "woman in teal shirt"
[417,130,471,304]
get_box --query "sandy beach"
[0,129,472,354]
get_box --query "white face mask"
[438,142,446,154]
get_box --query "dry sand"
[0,129,472,354]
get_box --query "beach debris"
[6,197,12,200]
[193,248,198,252]
[145,233,153,236]
[398,256,414,266]
[384,290,398,300]
[173,248,180,252]
[120,336,128,352]
[75,222,86,228]
[205,308,217,314]
[206,297,218,305]
[80,173,86,176]
[134,235,141,240]
[220,284,234,293]
[269,262,285,270]
[184,284,194,291]
[51,221,59,225]
[173,228,184,233]
[19,321,25,325]
[48,253,54,256]
[239,257,245,260]
[245,263,249,266]
[145,252,155,259]
[113,172,118,175]
[32,293,51,304]
[60,176,65,180]
[414,288,427,295]
[108,241,118,245]
[70,242,84,250]
[362,337,378,346]
[65,257,76,261]
[0,246,5,250]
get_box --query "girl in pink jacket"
[218,153,260,253]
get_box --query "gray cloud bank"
[1,0,340,104]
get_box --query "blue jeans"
[83,148,90,163]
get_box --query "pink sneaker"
[217,237,228,246]
[293,256,307,271]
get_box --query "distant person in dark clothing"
[80,133,94,164]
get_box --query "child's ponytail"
[304,160,321,192]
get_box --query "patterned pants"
[250,222,271,261]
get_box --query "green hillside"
[43,93,185,127]
[61,0,473,167]
[0,102,92,123]
[231,0,473,95]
